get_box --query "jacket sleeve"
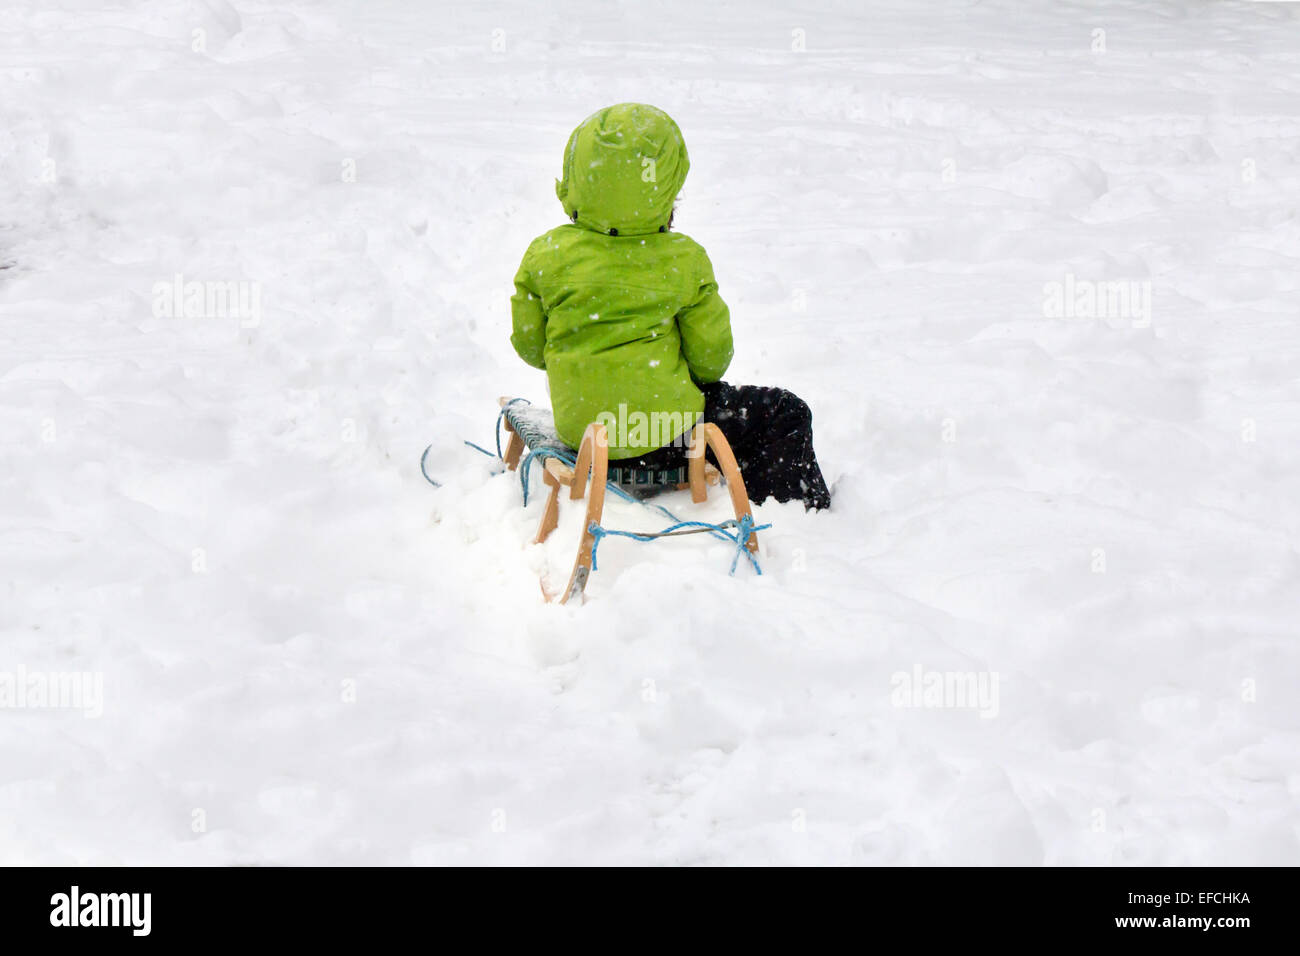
[676,247,734,384]
[510,244,547,370]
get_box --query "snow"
[3,0,1299,865]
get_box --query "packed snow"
[2,0,1298,864]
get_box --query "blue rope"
[496,398,529,459]
[603,487,755,556]
[419,445,440,487]
[589,512,771,576]
[421,440,505,488]
[729,514,768,575]
[518,446,577,506]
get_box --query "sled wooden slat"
[535,469,561,544]
[558,423,609,604]
[689,422,759,553]
[502,415,524,471]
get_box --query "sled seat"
[498,398,689,494]
[498,397,759,604]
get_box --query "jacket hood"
[554,103,689,237]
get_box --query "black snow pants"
[610,382,832,511]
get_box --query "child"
[510,103,831,510]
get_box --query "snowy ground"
[3,0,1298,865]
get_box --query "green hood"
[554,103,690,237]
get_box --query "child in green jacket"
[511,103,830,510]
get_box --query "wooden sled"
[499,397,760,605]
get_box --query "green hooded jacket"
[510,103,733,460]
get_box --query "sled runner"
[497,397,762,605]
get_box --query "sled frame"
[499,398,758,604]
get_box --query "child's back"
[511,103,731,460]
